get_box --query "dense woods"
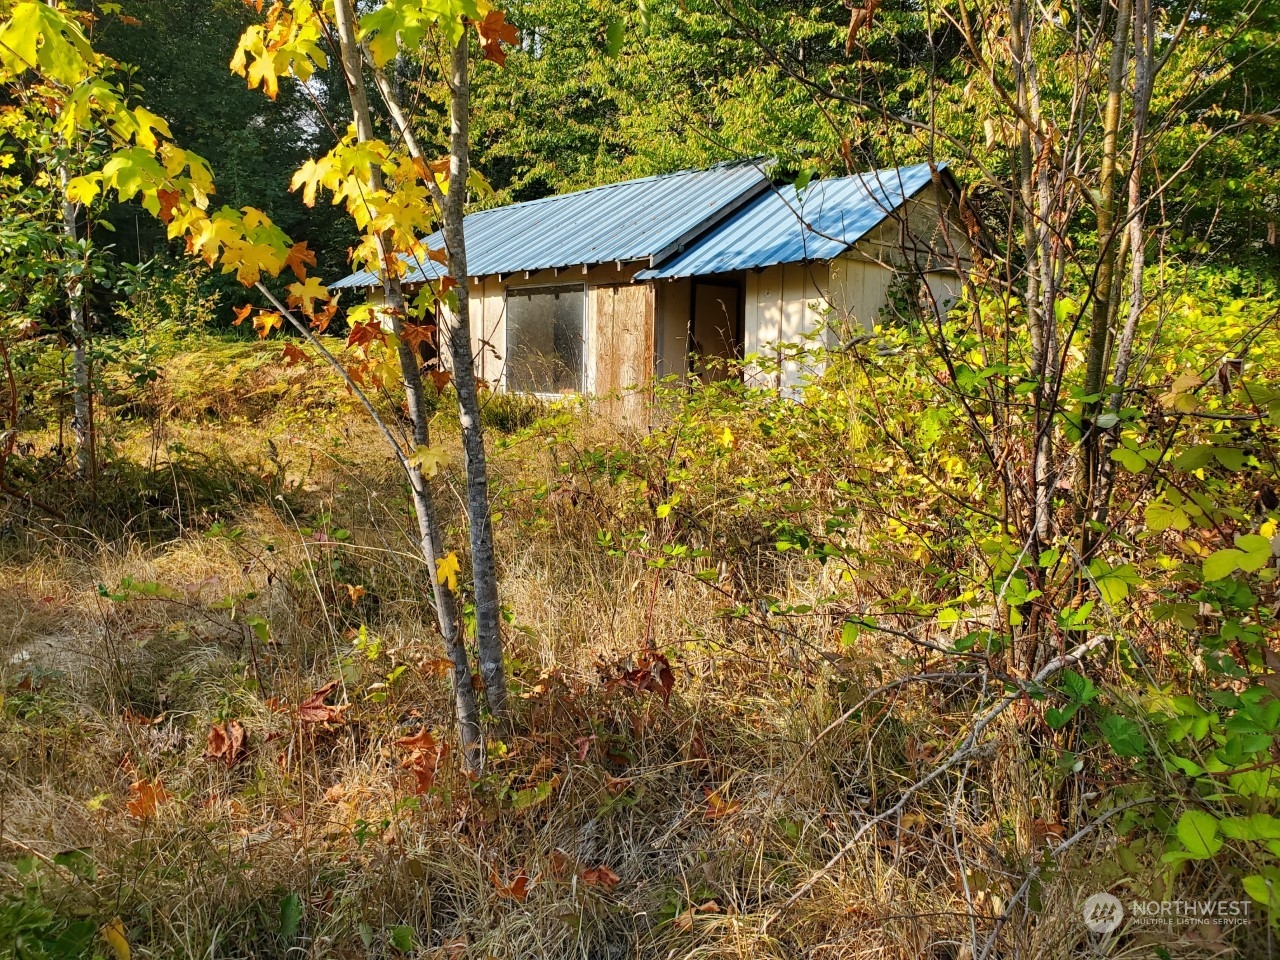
[0,0,1277,957]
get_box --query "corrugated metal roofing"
[634,162,944,280]
[330,160,771,289]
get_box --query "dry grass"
[0,336,1259,959]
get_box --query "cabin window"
[504,283,586,394]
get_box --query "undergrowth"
[0,325,1274,959]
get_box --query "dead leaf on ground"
[395,727,437,752]
[296,680,349,724]
[204,720,247,766]
[703,787,741,820]
[126,778,170,819]
[489,867,535,901]
[397,727,448,793]
[604,651,676,705]
[673,900,722,932]
[579,864,620,890]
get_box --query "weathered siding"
[590,282,655,423]
[740,183,969,391]
[743,261,832,391]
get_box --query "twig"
[769,635,1108,920]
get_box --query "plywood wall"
[743,261,833,391]
[590,283,655,424]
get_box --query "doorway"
[689,279,742,381]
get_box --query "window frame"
[502,281,589,397]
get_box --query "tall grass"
[0,334,1260,959]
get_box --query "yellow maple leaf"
[719,426,733,449]
[253,312,282,339]
[436,552,461,593]
[287,276,329,317]
[407,445,448,477]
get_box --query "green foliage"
[0,859,97,960]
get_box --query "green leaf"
[1203,549,1244,582]
[1176,810,1223,859]
[1235,534,1273,573]
[1100,714,1147,757]
[1145,500,1189,533]
[1242,874,1280,911]
[1219,815,1280,842]
[1174,445,1214,470]
[840,621,861,647]
[511,779,554,811]
[389,925,415,953]
[0,2,96,85]
[278,893,302,939]
[1111,447,1147,473]
[1214,447,1247,471]
[605,19,625,56]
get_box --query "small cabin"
[331,160,974,421]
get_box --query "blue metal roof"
[330,160,771,289]
[634,162,945,280]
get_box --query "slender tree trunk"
[331,0,483,768]
[363,35,507,720]
[1079,0,1132,538]
[1092,0,1156,533]
[440,33,507,719]
[59,181,92,484]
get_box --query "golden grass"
[0,336,1256,959]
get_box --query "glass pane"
[505,284,585,393]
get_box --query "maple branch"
[254,283,412,481]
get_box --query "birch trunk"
[331,0,483,768]
[60,184,92,483]
[439,33,507,719]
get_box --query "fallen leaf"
[126,777,170,819]
[296,680,349,724]
[604,651,676,705]
[703,787,740,820]
[397,727,447,793]
[490,867,534,901]
[580,864,620,890]
[672,900,721,932]
[101,917,130,960]
[395,727,437,752]
[204,719,248,766]
[281,342,310,366]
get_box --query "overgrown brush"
[0,300,1276,958]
